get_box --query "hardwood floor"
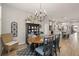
[59,38,79,56]
[2,38,79,56]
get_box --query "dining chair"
[35,36,53,56]
[52,34,60,56]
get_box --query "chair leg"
[55,50,57,56]
[58,47,60,53]
[8,50,10,55]
[7,48,11,55]
[35,51,39,56]
[54,48,57,56]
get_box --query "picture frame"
[11,22,18,37]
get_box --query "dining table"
[27,35,44,52]
[27,35,54,52]
[27,35,44,44]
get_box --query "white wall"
[2,4,29,44]
[2,3,79,44]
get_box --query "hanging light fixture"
[34,3,47,22]
[26,3,50,24]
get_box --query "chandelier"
[26,4,48,23]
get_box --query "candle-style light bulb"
[35,10,37,16]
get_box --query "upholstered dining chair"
[35,36,53,56]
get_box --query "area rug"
[17,46,35,56]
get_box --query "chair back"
[54,34,60,48]
[35,36,53,56]
[43,36,52,55]
[1,33,12,43]
[57,34,60,47]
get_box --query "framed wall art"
[11,22,18,37]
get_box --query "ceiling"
[3,3,79,20]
